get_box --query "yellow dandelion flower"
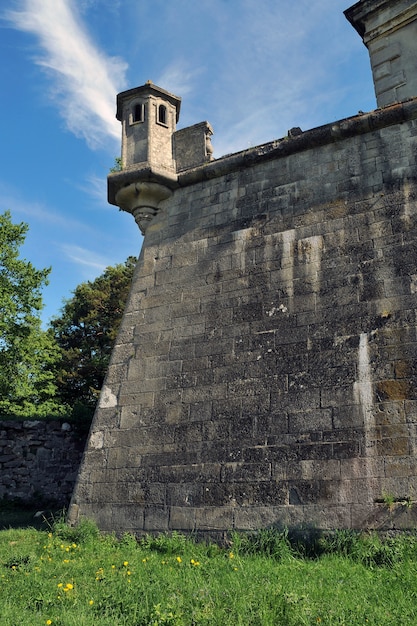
[57,583,63,588]
[229,552,234,559]
[89,599,94,606]
[123,561,129,567]
[66,583,74,590]
[63,559,69,563]
[72,543,77,549]
[111,565,116,569]
[46,620,52,625]
[176,556,182,563]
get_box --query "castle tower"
[108,81,181,235]
[116,80,181,175]
[108,81,213,235]
[345,0,417,107]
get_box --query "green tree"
[0,211,63,418]
[50,257,136,423]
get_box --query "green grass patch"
[1,521,417,625]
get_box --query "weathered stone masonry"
[0,421,85,507]
[69,0,417,534]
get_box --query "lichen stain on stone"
[401,179,415,230]
[372,403,405,426]
[90,431,104,450]
[297,235,323,295]
[297,235,324,263]
[327,199,348,219]
[377,437,410,457]
[376,379,411,401]
[410,274,417,294]
[99,385,118,408]
[393,360,412,379]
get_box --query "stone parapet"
[179,97,417,187]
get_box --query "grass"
[1,519,417,625]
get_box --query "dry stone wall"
[70,99,417,535]
[0,420,86,507]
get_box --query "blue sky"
[0,0,376,325]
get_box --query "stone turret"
[345,0,417,107]
[107,82,180,235]
[116,81,181,176]
[108,81,213,235]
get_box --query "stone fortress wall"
[0,421,84,507]
[69,0,417,535]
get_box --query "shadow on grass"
[0,499,64,531]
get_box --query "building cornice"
[345,0,417,42]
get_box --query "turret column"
[345,0,417,107]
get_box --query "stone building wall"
[0,420,86,507]
[69,99,417,535]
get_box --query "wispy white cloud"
[171,0,372,156]
[60,243,108,275]
[75,173,108,206]
[4,0,128,148]
[155,61,202,97]
[0,180,91,232]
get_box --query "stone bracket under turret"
[115,180,172,235]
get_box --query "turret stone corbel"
[115,181,172,235]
